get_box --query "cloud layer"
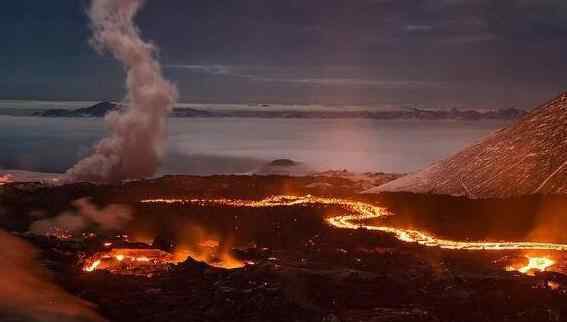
[1,0,566,106]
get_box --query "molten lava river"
[85,195,566,275]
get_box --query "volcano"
[366,92,567,198]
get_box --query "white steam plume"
[66,0,177,183]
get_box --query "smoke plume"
[29,198,132,237]
[0,230,104,321]
[66,0,177,183]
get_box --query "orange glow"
[84,237,246,273]
[84,259,101,272]
[141,195,567,251]
[518,256,555,275]
[85,195,567,275]
[127,233,155,245]
[548,281,560,290]
[199,239,220,248]
[173,247,244,269]
[82,248,179,274]
[173,234,245,270]
[0,175,11,185]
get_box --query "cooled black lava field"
[2,175,567,322]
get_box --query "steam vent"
[367,92,567,198]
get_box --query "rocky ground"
[2,175,567,322]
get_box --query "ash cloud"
[29,198,132,237]
[66,0,177,183]
[0,230,104,321]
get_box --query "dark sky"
[2,0,567,107]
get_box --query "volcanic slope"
[367,92,567,198]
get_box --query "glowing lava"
[518,257,555,274]
[84,259,102,272]
[0,175,12,186]
[173,248,245,270]
[82,195,567,276]
[84,242,246,274]
[141,195,567,251]
[82,248,179,274]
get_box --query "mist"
[0,116,511,176]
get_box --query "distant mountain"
[34,101,121,117]
[253,159,311,176]
[366,92,567,198]
[170,108,214,117]
[33,102,526,120]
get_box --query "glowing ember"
[141,195,567,251]
[173,244,245,270]
[518,257,555,274]
[84,244,246,274]
[82,248,179,274]
[0,175,11,185]
[84,260,101,272]
[83,195,567,275]
[548,281,561,290]
[199,239,220,248]
[42,227,74,240]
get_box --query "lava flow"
[518,257,556,275]
[141,195,567,252]
[88,195,567,275]
[83,240,246,274]
[83,248,179,274]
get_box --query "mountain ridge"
[366,91,567,198]
[31,101,525,120]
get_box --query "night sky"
[2,0,567,107]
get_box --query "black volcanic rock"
[369,92,567,198]
[12,178,567,322]
[5,175,567,322]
